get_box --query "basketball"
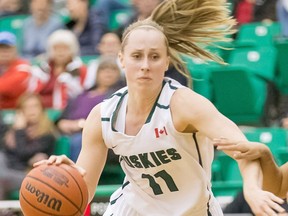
[19,163,89,216]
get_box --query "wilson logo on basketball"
[42,167,69,187]
[154,126,168,138]
[25,181,63,212]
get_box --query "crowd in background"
[0,0,287,204]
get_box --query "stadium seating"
[109,9,132,31]
[212,152,243,197]
[209,44,278,126]
[235,22,281,47]
[274,38,288,94]
[81,55,99,65]
[243,127,288,165]
[0,15,28,50]
[210,65,268,125]
[227,46,277,82]
[184,56,218,101]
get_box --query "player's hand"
[33,155,86,176]
[244,187,286,216]
[213,138,269,161]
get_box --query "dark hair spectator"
[0,93,57,200]
[65,0,107,56]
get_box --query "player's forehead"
[124,28,167,51]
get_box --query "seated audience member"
[56,56,125,162]
[29,29,87,110]
[65,0,107,56]
[115,0,163,37]
[0,112,8,150]
[0,93,57,200]
[93,0,131,27]
[21,0,64,60]
[0,0,26,17]
[276,0,288,38]
[85,32,122,89]
[0,31,31,109]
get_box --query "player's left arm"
[171,88,285,214]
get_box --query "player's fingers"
[213,138,238,146]
[33,155,58,167]
[33,160,49,167]
[269,195,285,213]
[54,154,72,165]
[233,152,257,160]
[216,144,245,152]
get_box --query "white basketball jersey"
[101,78,222,216]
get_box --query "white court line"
[0,200,21,209]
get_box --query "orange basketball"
[19,164,89,216]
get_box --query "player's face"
[119,28,169,91]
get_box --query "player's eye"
[151,54,159,60]
[132,53,141,59]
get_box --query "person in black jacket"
[0,93,57,200]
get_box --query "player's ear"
[118,52,125,69]
[166,56,170,71]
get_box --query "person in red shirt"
[29,29,87,110]
[0,31,31,109]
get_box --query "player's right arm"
[76,103,108,202]
[34,103,108,202]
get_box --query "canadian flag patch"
[154,126,168,138]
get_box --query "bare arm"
[171,88,285,214]
[34,104,108,202]
[76,104,108,202]
[260,148,284,197]
[171,88,258,179]
[213,139,286,198]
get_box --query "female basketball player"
[34,0,286,215]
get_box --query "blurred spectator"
[85,32,122,89]
[65,0,107,56]
[277,94,288,128]
[29,29,87,110]
[0,93,57,200]
[0,112,8,150]
[232,0,255,26]
[21,0,64,60]
[276,0,288,37]
[94,0,131,26]
[0,31,31,109]
[115,0,163,37]
[0,0,27,17]
[253,0,277,22]
[56,56,125,162]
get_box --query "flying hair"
[121,0,236,86]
